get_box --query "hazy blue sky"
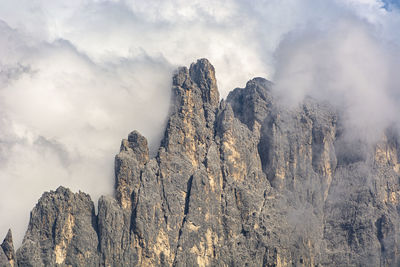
[383,0,400,9]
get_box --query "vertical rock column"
[157,59,221,266]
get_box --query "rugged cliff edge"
[2,59,400,266]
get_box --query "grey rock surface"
[16,187,99,266]
[9,59,400,266]
[0,229,15,267]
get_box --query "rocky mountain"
[1,59,400,266]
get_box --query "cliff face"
[2,59,400,266]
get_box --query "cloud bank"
[0,0,399,246]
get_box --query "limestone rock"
[17,187,99,266]
[14,59,400,266]
[0,230,15,267]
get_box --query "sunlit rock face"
[4,59,400,266]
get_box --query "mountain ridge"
[1,58,399,266]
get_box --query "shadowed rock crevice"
[10,58,400,266]
[183,175,194,216]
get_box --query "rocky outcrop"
[7,59,400,266]
[16,187,99,266]
[0,229,15,267]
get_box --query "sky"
[383,0,400,9]
[0,0,400,247]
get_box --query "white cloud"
[273,17,399,142]
[0,21,173,245]
[0,0,399,247]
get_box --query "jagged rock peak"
[0,229,15,267]
[189,58,219,107]
[227,76,273,131]
[173,58,219,108]
[17,186,98,266]
[161,58,220,155]
[115,130,150,210]
[245,76,273,89]
[121,130,149,164]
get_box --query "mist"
[1,0,400,247]
[274,17,400,142]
